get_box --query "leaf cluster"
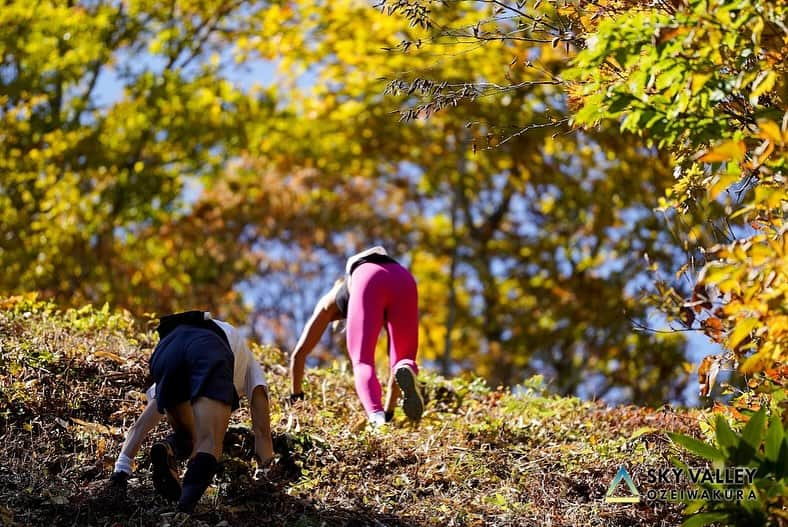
[566,0,787,386]
[668,399,788,526]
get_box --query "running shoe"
[394,365,424,421]
[151,441,182,502]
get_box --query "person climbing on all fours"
[289,246,424,427]
[109,311,274,513]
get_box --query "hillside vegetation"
[0,297,705,527]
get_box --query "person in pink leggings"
[289,247,424,426]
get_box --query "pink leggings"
[346,262,419,415]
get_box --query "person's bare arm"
[290,285,343,396]
[249,385,274,464]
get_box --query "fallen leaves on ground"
[0,299,704,526]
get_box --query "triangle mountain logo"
[605,466,640,503]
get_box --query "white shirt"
[345,246,388,275]
[146,318,267,404]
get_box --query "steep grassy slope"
[0,296,705,526]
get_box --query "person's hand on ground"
[252,455,281,482]
[287,392,305,407]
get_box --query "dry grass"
[0,296,706,526]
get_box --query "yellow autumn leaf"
[755,187,787,209]
[690,72,712,95]
[748,243,773,267]
[749,70,776,105]
[708,171,739,200]
[727,318,760,350]
[70,417,112,435]
[758,119,784,145]
[739,348,770,375]
[93,350,125,363]
[699,140,746,163]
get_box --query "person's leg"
[383,371,400,422]
[149,330,193,502]
[384,264,423,421]
[190,396,231,459]
[151,401,193,502]
[149,326,234,509]
[346,265,387,418]
[177,397,231,513]
[385,263,419,372]
[165,403,195,458]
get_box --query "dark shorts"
[149,325,238,413]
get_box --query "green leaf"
[765,415,784,462]
[741,409,766,450]
[714,415,739,450]
[608,95,633,114]
[730,440,756,466]
[777,442,788,478]
[668,432,725,462]
[681,512,730,527]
